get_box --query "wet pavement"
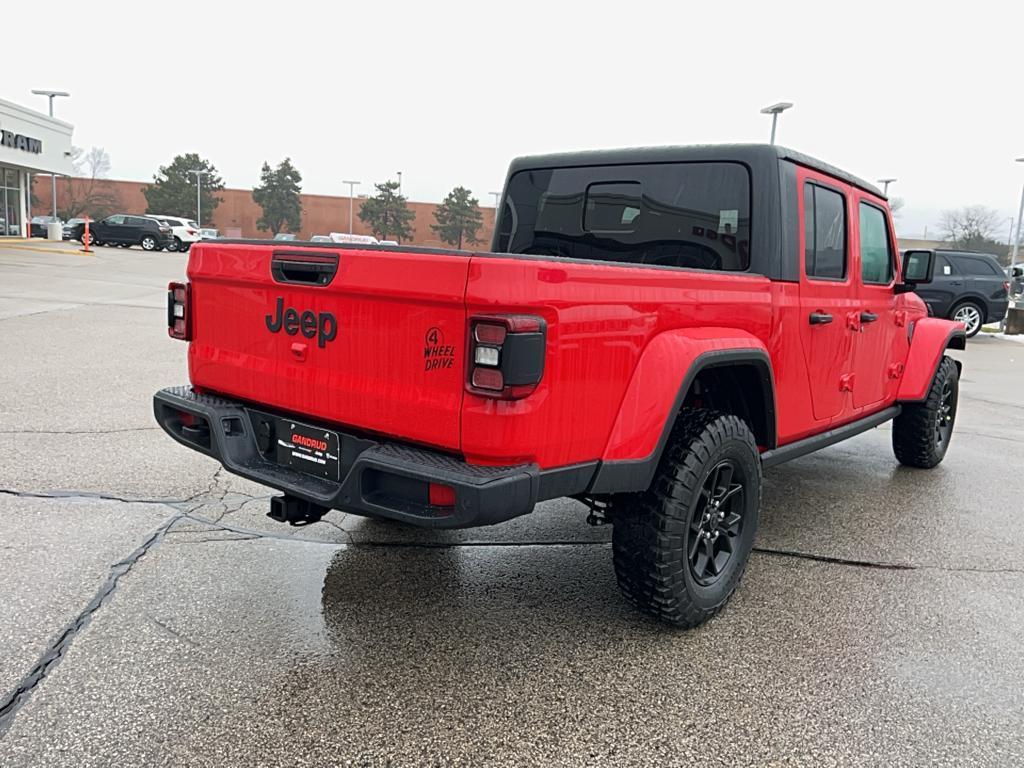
[2,242,1023,766]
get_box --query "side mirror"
[896,250,934,293]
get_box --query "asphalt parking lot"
[1,239,1023,766]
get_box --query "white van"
[328,232,379,245]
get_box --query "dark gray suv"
[909,250,1009,337]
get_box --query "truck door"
[851,199,903,410]
[797,175,858,423]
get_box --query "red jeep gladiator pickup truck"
[154,145,964,628]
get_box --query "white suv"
[146,215,201,252]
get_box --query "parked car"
[156,144,965,629]
[1008,263,1023,299]
[67,214,173,251]
[310,235,331,242]
[199,228,220,240]
[273,233,297,241]
[146,215,200,252]
[907,249,1010,336]
[62,218,87,240]
[30,215,62,237]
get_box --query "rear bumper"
[153,386,541,528]
[987,299,1009,323]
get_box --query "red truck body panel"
[186,244,470,451]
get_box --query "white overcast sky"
[10,0,1024,239]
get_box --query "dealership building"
[0,96,73,237]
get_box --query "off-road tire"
[611,409,761,629]
[892,355,959,468]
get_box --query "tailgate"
[186,243,469,451]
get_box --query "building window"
[1,166,24,237]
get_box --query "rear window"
[497,162,751,271]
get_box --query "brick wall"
[32,176,497,247]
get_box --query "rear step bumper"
[153,386,540,529]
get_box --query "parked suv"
[30,215,62,237]
[910,250,1009,337]
[146,214,200,252]
[155,144,965,628]
[68,214,173,251]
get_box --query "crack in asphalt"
[147,615,201,648]
[2,480,1023,739]
[5,484,1024,575]
[0,511,182,739]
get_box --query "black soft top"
[506,144,885,200]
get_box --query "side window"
[935,254,955,277]
[955,256,1000,276]
[104,215,125,225]
[804,183,847,280]
[858,203,894,285]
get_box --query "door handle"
[808,311,833,325]
[859,311,879,323]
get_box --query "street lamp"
[878,178,897,195]
[760,102,793,145]
[396,171,403,196]
[1013,158,1024,268]
[31,89,70,220]
[188,170,210,227]
[342,180,361,234]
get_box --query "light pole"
[1012,158,1024,268]
[342,180,360,233]
[188,170,210,227]
[31,90,70,220]
[760,102,793,145]
[878,178,897,196]
[396,171,403,196]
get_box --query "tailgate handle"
[271,251,339,286]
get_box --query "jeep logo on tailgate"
[265,297,338,348]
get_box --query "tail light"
[1004,281,1010,295]
[467,314,546,400]
[167,282,191,340]
[187,229,197,235]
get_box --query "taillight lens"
[167,282,191,340]
[467,314,546,400]
[1004,281,1010,295]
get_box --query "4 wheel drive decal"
[424,326,456,372]
[265,297,338,348]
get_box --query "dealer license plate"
[275,418,341,480]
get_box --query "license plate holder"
[275,418,341,480]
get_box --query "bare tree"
[58,146,122,221]
[889,197,905,219]
[939,205,999,247]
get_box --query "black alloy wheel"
[689,459,745,586]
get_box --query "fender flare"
[588,330,776,494]
[896,319,966,402]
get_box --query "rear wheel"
[167,237,182,252]
[892,356,959,468]
[611,409,760,628]
[950,300,983,338]
[140,235,158,251]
